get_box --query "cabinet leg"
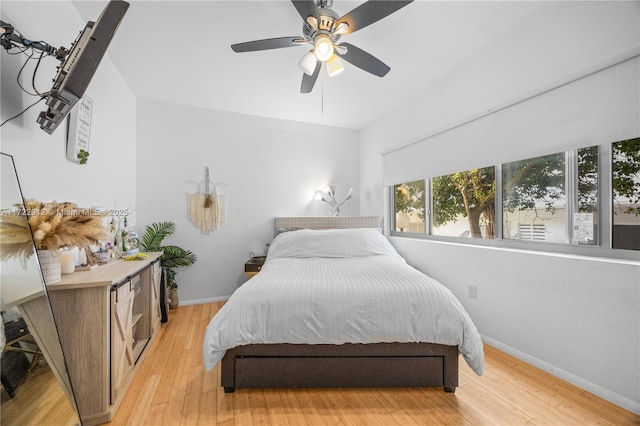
[224,386,235,393]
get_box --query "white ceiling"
[71,1,567,130]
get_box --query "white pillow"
[267,228,399,259]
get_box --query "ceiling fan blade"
[291,0,319,23]
[337,0,414,35]
[231,37,303,53]
[337,43,390,77]
[301,61,322,93]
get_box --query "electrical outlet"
[468,285,477,299]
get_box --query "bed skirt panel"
[221,342,459,393]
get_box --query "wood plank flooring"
[0,359,78,425]
[105,302,640,425]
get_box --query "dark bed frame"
[220,217,460,394]
[221,342,459,393]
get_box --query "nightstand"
[245,256,266,278]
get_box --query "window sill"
[389,232,640,265]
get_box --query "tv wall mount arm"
[0,20,68,61]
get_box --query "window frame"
[389,142,639,261]
[392,179,429,236]
[611,138,640,251]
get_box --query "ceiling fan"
[231,0,414,93]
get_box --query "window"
[612,138,640,250]
[393,180,426,233]
[389,143,640,255]
[502,152,566,243]
[432,167,495,238]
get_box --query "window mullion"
[601,143,612,248]
[565,150,578,244]
[426,178,432,236]
[495,164,503,240]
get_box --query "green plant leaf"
[140,221,196,289]
[161,245,197,268]
[140,221,175,251]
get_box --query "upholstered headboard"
[275,216,383,234]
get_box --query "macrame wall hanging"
[186,167,227,234]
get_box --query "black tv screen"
[37,0,129,134]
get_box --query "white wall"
[0,1,137,212]
[136,100,359,304]
[359,1,640,414]
[392,238,640,412]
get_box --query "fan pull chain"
[321,63,325,114]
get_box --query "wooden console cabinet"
[46,252,163,426]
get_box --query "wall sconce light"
[315,184,353,216]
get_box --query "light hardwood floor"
[5,302,638,425]
[104,302,640,426]
[0,361,78,426]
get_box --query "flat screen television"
[36,0,129,134]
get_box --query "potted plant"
[140,221,197,309]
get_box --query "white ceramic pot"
[37,249,61,284]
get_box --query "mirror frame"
[1,152,81,425]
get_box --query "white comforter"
[202,228,484,375]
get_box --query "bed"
[202,216,484,393]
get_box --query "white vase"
[37,249,62,284]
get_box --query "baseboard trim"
[481,335,640,415]
[179,296,230,306]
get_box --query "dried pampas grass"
[25,199,109,251]
[0,212,33,262]
[1,199,109,263]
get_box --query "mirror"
[0,153,81,425]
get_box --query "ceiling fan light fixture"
[298,51,317,75]
[334,22,349,35]
[230,0,414,93]
[314,33,334,61]
[306,16,319,31]
[326,54,344,77]
[335,44,348,55]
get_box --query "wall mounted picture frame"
[66,95,93,164]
